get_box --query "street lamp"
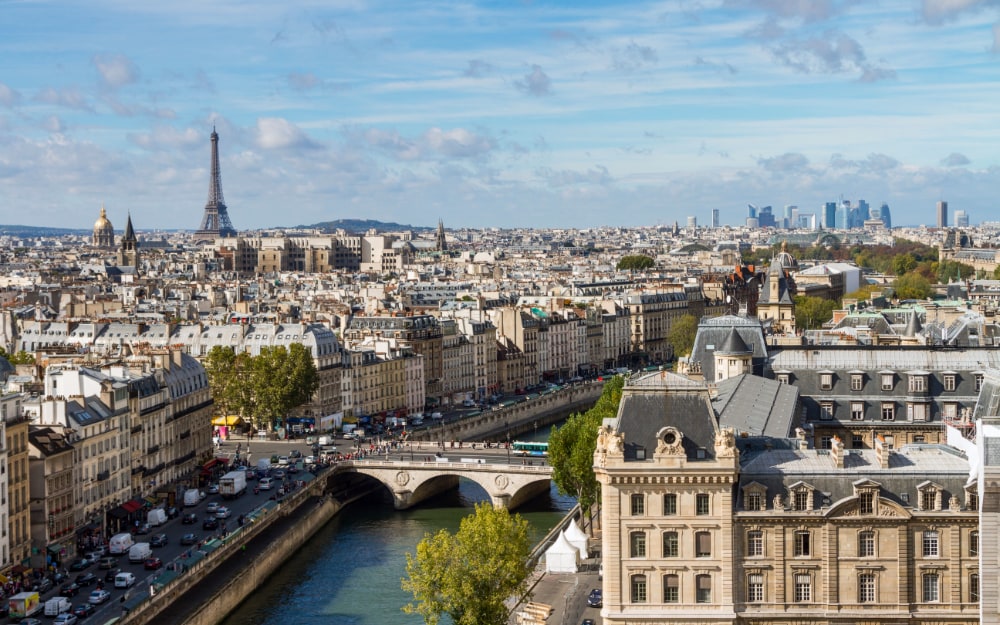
[505,419,510,464]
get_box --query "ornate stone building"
[92,204,114,248]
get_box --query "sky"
[1,0,999,232]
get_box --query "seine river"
[220,430,572,625]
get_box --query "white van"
[108,532,134,555]
[114,572,136,588]
[183,488,201,507]
[44,597,71,617]
[128,542,152,563]
[147,508,167,526]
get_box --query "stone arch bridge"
[329,459,554,510]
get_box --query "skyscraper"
[687,216,697,230]
[955,210,969,227]
[937,200,948,228]
[823,202,836,229]
[194,128,237,242]
[711,208,720,229]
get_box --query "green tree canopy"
[893,273,933,300]
[666,314,698,358]
[0,347,34,365]
[402,502,532,625]
[548,376,624,515]
[793,295,837,330]
[203,344,319,432]
[616,254,655,271]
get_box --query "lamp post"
[505,419,510,465]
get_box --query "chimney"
[830,435,844,469]
[875,435,890,469]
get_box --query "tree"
[548,376,624,516]
[616,255,655,271]
[666,314,698,358]
[893,273,933,300]
[0,347,34,365]
[402,502,532,625]
[793,296,837,330]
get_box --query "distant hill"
[0,225,88,237]
[301,219,433,234]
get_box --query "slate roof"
[712,374,798,437]
[689,315,768,382]
[614,371,718,461]
[716,326,752,355]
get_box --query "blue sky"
[1,0,998,232]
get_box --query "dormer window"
[788,483,814,511]
[820,372,834,391]
[966,484,979,511]
[742,482,767,511]
[908,374,926,393]
[851,373,864,391]
[917,482,942,511]
[777,373,790,385]
[943,374,956,392]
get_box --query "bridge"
[330,448,554,510]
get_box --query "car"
[97,556,118,570]
[144,557,163,570]
[587,588,603,608]
[84,547,106,560]
[182,512,198,524]
[103,568,121,583]
[305,455,316,464]
[271,468,286,479]
[258,477,273,490]
[59,582,81,597]
[73,604,95,618]
[114,572,136,588]
[165,505,179,519]
[207,483,220,494]
[134,522,151,535]
[20,619,42,625]
[150,533,168,547]
[206,501,220,513]
[68,558,91,571]
[32,577,54,593]
[203,517,219,530]
[53,614,78,625]
[215,506,232,519]
[74,572,98,587]
[181,532,198,545]
[88,589,111,605]
[582,620,595,625]
[289,449,302,458]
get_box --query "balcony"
[96,470,110,482]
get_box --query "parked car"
[180,533,198,545]
[88,589,111,605]
[72,604,95,618]
[74,573,98,587]
[215,506,232,519]
[32,577,54,593]
[203,517,219,530]
[68,558,91,571]
[582,620,595,625]
[53,614,78,625]
[182,512,198,524]
[150,533,168,548]
[144,557,163,570]
[587,589,602,608]
[59,582,81,597]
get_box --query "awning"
[211,415,244,426]
[108,506,128,519]
[202,458,221,471]
[122,500,143,513]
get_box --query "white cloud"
[254,117,319,150]
[0,82,21,107]
[34,87,92,111]
[128,125,204,151]
[515,65,552,96]
[93,53,140,90]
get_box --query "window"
[696,531,712,557]
[745,491,763,511]
[859,530,875,557]
[971,573,980,603]
[942,402,958,419]
[820,403,834,420]
[662,531,679,557]
[696,493,710,516]
[921,490,938,511]
[663,493,677,516]
[976,374,984,392]
[860,491,874,514]
[793,490,810,511]
[881,403,895,421]
[696,574,712,603]
[747,573,764,602]
[851,374,863,391]
[909,376,926,392]
[820,373,833,391]
[908,402,929,422]
[970,531,979,557]
[923,530,939,557]
[794,531,811,556]
[630,531,647,558]
[922,573,939,602]
[631,574,647,603]
[820,435,832,449]
[944,375,956,392]
[747,530,763,557]
[794,573,812,602]
[881,373,894,390]
[777,374,789,385]
[630,494,645,516]
[852,434,864,448]
[663,574,679,603]
[859,573,877,603]
[969,489,979,511]
[851,402,864,421]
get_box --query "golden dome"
[94,205,113,230]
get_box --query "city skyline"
[0,0,998,231]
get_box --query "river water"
[220,430,572,625]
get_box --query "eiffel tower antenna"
[193,127,237,242]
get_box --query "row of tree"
[202,344,319,433]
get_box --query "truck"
[183,488,201,507]
[108,532,134,555]
[128,542,152,563]
[43,596,71,617]
[219,470,247,499]
[8,591,41,620]
[147,507,167,526]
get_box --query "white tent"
[564,518,589,556]
[544,530,579,573]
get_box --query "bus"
[512,441,549,456]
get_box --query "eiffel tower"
[193,127,237,242]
